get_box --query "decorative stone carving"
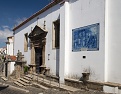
[17,50,24,61]
[15,50,26,79]
[28,25,47,74]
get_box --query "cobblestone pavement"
[42,89,112,94]
[0,78,112,94]
[0,85,28,94]
[0,84,112,94]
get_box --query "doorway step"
[14,75,32,87]
[1,76,8,81]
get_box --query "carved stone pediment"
[28,25,47,47]
[29,25,47,39]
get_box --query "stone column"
[40,39,46,74]
[59,1,70,84]
[31,44,36,72]
[42,39,46,65]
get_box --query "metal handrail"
[29,72,61,90]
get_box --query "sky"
[0,0,51,48]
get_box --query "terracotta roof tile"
[6,55,16,61]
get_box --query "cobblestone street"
[0,82,112,94]
[0,85,27,94]
[0,73,112,94]
[0,87,112,94]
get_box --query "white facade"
[13,0,121,93]
[6,36,15,77]
[10,62,15,74]
[6,36,14,55]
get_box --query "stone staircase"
[14,75,32,87]
[1,76,8,81]
[14,74,49,90]
[14,74,80,92]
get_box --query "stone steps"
[14,75,32,87]
[36,74,80,92]
[13,74,80,92]
[14,81,24,87]
[24,75,33,80]
[25,74,33,78]
[23,76,31,81]
[32,82,49,90]
[20,78,30,84]
[17,79,30,86]
[1,77,8,81]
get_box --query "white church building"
[13,0,121,93]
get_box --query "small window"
[24,33,28,52]
[52,19,60,49]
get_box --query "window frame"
[24,33,28,52]
[52,19,60,49]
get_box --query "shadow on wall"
[28,39,32,50]
[56,49,59,77]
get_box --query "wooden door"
[35,47,42,73]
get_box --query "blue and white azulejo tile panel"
[72,23,99,52]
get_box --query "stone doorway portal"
[28,25,47,74]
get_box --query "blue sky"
[0,0,50,47]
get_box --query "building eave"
[6,42,10,44]
[13,0,63,31]
[7,36,13,40]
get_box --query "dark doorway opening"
[53,19,60,76]
[35,47,42,73]
[5,63,7,77]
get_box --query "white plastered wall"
[64,0,105,82]
[14,4,61,75]
[106,0,121,84]
[7,38,14,55]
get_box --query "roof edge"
[13,0,63,31]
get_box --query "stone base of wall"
[65,78,121,93]
[65,78,103,91]
[39,75,103,91]
[38,74,121,93]
[39,74,59,83]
